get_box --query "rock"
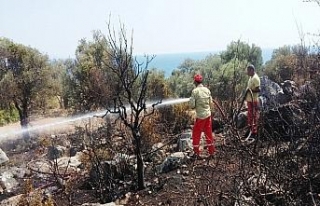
[0,171,19,192]
[170,152,186,159]
[28,152,83,174]
[177,132,192,152]
[113,153,129,163]
[0,148,9,165]
[182,170,190,176]
[259,76,297,109]
[47,145,66,160]
[81,203,121,206]
[115,192,132,205]
[148,149,166,164]
[51,134,71,147]
[235,111,247,129]
[152,142,164,150]
[262,104,305,140]
[147,143,166,164]
[0,194,23,206]
[8,166,28,178]
[69,146,78,156]
[234,196,255,206]
[156,152,187,174]
[57,153,83,168]
[281,80,297,96]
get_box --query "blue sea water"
[136,49,273,77]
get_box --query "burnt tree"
[103,22,158,190]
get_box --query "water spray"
[154,98,189,107]
[0,98,190,141]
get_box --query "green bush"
[0,108,19,126]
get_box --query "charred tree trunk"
[102,21,158,192]
[133,131,145,190]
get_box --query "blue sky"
[1,0,319,59]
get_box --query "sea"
[136,48,274,77]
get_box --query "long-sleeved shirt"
[189,84,212,119]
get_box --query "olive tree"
[0,38,53,139]
[220,40,263,69]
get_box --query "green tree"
[0,38,53,139]
[45,59,69,110]
[145,68,171,99]
[176,58,197,74]
[59,58,77,109]
[167,70,194,97]
[220,40,263,69]
[69,31,115,111]
[264,46,295,82]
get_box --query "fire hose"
[236,89,255,142]
[212,99,226,121]
[213,89,255,144]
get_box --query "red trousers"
[247,101,259,134]
[192,116,215,155]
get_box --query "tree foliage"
[0,38,55,138]
[168,41,262,103]
[145,68,171,99]
[220,40,263,69]
[264,44,319,84]
[264,46,295,82]
[66,32,114,111]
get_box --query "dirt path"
[0,115,99,143]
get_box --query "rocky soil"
[0,114,229,206]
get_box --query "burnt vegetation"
[1,14,320,206]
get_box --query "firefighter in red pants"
[245,64,261,138]
[189,74,215,158]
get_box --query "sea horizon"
[136,48,274,77]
